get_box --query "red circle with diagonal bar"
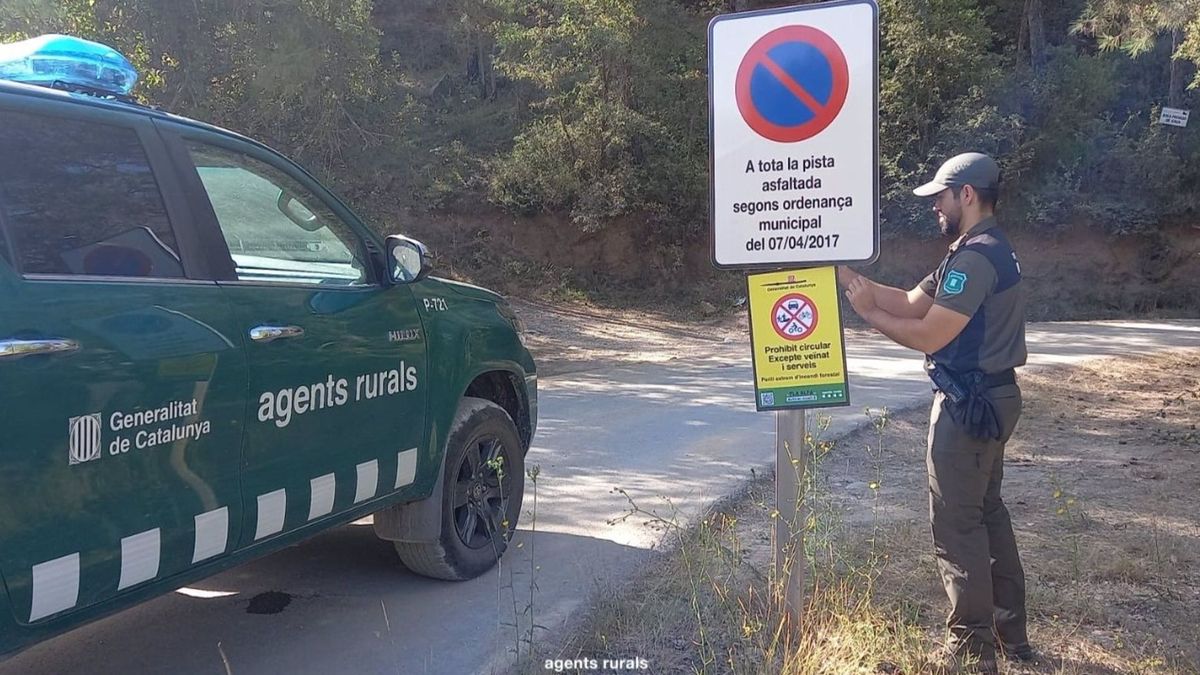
[735,25,849,143]
[771,293,818,341]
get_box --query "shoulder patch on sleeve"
[942,270,968,296]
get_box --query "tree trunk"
[1169,30,1187,109]
[1017,6,1028,56]
[1026,0,1047,71]
[466,30,496,100]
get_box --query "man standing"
[840,152,1036,674]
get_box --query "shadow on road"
[0,524,647,675]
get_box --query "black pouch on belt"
[925,362,1009,441]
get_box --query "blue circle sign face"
[736,26,849,143]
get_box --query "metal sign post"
[709,0,878,624]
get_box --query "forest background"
[3,0,1197,318]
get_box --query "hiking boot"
[999,641,1040,663]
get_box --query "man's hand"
[837,266,862,287]
[844,276,878,318]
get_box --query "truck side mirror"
[386,235,433,284]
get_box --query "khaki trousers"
[927,384,1028,656]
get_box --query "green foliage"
[877,0,1003,234]
[1077,0,1200,71]
[486,0,708,235]
[877,0,1199,236]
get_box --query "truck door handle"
[0,338,81,361]
[249,325,305,343]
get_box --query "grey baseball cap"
[913,152,1001,197]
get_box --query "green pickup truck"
[0,36,537,658]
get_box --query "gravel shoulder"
[528,350,1200,674]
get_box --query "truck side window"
[186,142,371,287]
[0,110,184,278]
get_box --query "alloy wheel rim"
[452,435,509,550]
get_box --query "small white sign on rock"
[1160,107,1190,128]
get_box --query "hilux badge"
[389,329,422,343]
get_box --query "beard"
[938,212,959,238]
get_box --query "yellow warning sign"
[747,266,849,411]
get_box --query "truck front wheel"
[394,397,525,580]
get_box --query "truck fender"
[372,441,445,544]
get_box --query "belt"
[981,369,1016,388]
[927,365,1015,395]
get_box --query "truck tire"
[395,397,525,580]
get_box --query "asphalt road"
[3,321,1197,675]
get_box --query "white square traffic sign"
[709,0,879,269]
[1160,107,1190,128]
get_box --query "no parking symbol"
[736,26,848,143]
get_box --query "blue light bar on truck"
[0,34,138,96]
